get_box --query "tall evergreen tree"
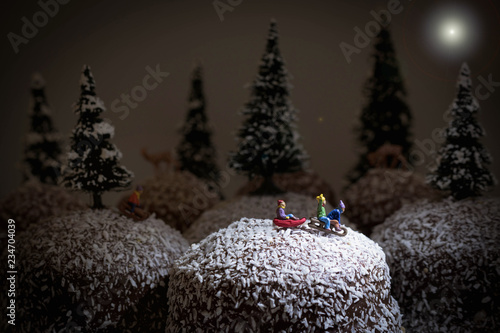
[229,20,308,194]
[23,73,63,184]
[63,65,133,208]
[176,64,222,192]
[347,27,412,185]
[427,63,496,200]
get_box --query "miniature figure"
[276,200,297,220]
[128,185,143,213]
[119,185,150,221]
[327,200,346,231]
[273,199,306,227]
[309,194,348,236]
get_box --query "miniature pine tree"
[176,64,222,194]
[63,65,133,208]
[347,27,412,186]
[23,73,64,184]
[427,63,496,200]
[229,19,308,194]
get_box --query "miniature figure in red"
[118,185,150,221]
[127,185,143,213]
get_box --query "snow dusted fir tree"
[64,65,133,208]
[229,20,308,194]
[176,64,222,196]
[427,63,496,200]
[346,27,412,186]
[23,73,63,184]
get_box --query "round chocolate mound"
[371,197,500,332]
[168,218,403,332]
[5,209,189,332]
[343,169,440,235]
[0,181,86,234]
[236,170,336,201]
[183,192,344,244]
[140,170,220,232]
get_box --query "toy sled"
[273,217,307,228]
[308,217,348,237]
[118,198,150,222]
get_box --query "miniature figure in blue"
[316,194,345,232]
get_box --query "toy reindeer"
[367,143,408,170]
[141,148,180,175]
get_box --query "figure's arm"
[327,209,340,220]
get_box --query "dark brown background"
[1,0,499,205]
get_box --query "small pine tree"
[63,65,133,208]
[229,20,308,194]
[427,63,496,200]
[176,64,222,192]
[23,73,64,184]
[347,27,412,186]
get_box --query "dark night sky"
[1,0,499,204]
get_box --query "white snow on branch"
[94,122,114,138]
[100,148,120,160]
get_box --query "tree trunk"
[251,175,284,196]
[92,192,104,209]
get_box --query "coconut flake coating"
[343,169,440,235]
[237,170,336,202]
[167,218,403,332]
[140,170,220,233]
[372,197,500,332]
[183,193,348,244]
[0,181,87,234]
[3,209,189,332]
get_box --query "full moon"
[438,20,464,45]
[422,3,481,60]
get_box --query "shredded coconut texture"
[183,193,350,244]
[167,218,403,332]
[343,169,441,235]
[371,197,500,332]
[0,181,87,233]
[237,170,336,202]
[140,170,220,233]
[2,209,189,332]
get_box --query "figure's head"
[339,199,346,213]
[277,200,286,208]
[136,185,144,194]
[316,194,326,206]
